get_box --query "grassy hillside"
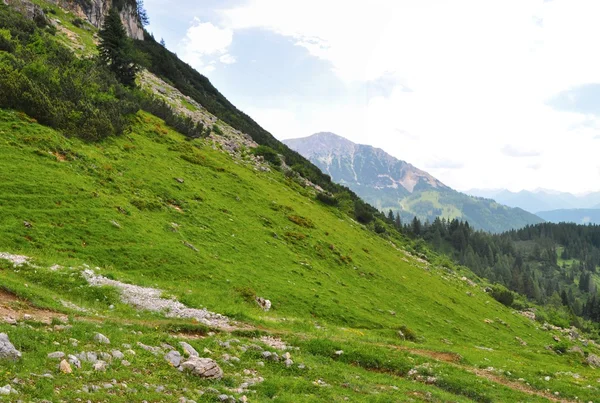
[1,1,600,401]
[1,109,600,401]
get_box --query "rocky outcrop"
[7,0,143,39]
[54,0,144,40]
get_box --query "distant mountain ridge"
[284,132,447,194]
[536,209,600,225]
[284,133,543,233]
[467,188,600,214]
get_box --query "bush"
[0,7,137,140]
[490,285,514,307]
[374,221,386,234]
[316,192,339,206]
[287,214,315,228]
[72,17,85,28]
[212,124,223,135]
[354,200,374,224]
[252,145,281,166]
[398,325,419,342]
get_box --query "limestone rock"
[179,341,199,357]
[165,350,182,367]
[255,296,271,311]
[93,360,108,372]
[59,359,72,374]
[93,333,110,344]
[48,351,65,359]
[0,334,21,361]
[181,357,223,379]
[586,354,600,367]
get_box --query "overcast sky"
[145,0,600,194]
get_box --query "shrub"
[252,145,281,166]
[316,192,339,206]
[235,286,256,303]
[490,285,514,307]
[398,325,419,342]
[354,200,374,224]
[287,214,315,228]
[374,221,386,234]
[72,17,85,28]
[212,124,223,135]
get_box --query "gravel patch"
[82,269,231,329]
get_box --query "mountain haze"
[467,188,600,213]
[284,133,543,232]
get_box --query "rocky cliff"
[6,0,144,40]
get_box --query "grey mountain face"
[283,132,447,194]
[284,132,543,233]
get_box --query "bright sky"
[145,0,600,194]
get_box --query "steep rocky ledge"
[6,0,144,40]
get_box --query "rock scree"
[82,269,232,329]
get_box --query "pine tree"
[394,213,401,230]
[160,37,166,47]
[137,0,150,26]
[98,8,139,87]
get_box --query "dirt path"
[0,288,68,324]
[389,344,575,403]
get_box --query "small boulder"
[165,350,182,367]
[59,359,72,374]
[48,351,65,359]
[93,360,108,372]
[179,341,199,357]
[111,350,124,359]
[255,297,272,311]
[181,357,223,379]
[0,384,17,395]
[67,354,81,369]
[93,333,110,344]
[0,334,21,361]
[586,354,600,367]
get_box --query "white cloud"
[219,53,237,64]
[179,19,234,74]
[215,0,600,193]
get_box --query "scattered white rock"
[94,333,110,344]
[0,252,29,267]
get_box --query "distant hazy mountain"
[537,209,600,225]
[284,132,543,233]
[466,188,600,214]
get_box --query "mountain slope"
[1,2,600,401]
[284,133,543,232]
[2,108,599,403]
